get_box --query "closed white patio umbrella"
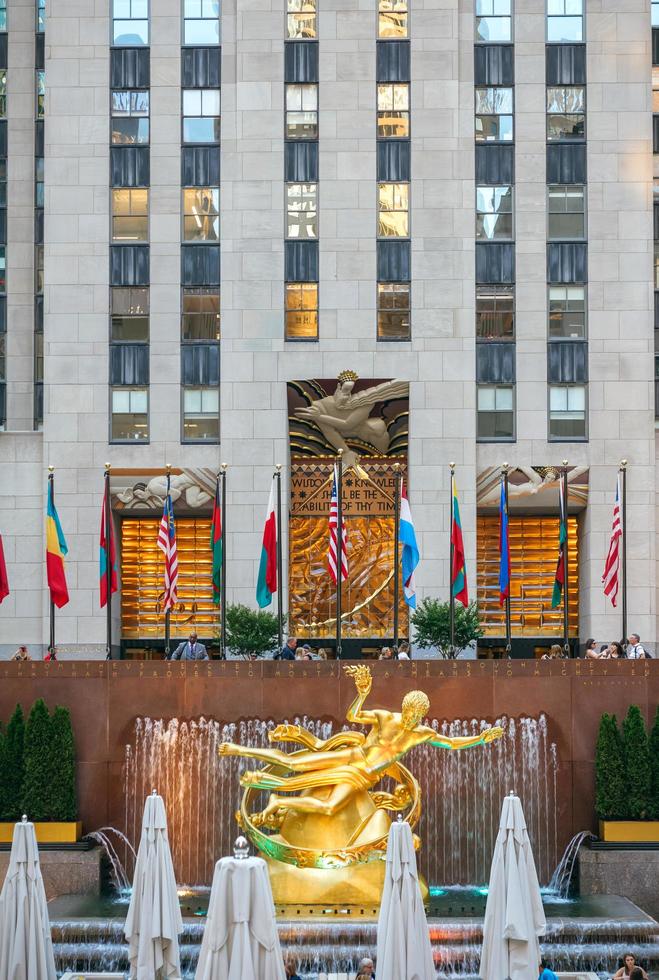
[124,791,183,980]
[376,816,434,980]
[195,836,285,980]
[480,792,546,980]
[0,815,57,980]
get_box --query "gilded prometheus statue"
[218,666,503,903]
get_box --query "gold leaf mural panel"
[289,515,408,639]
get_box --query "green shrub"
[1,705,25,821]
[21,698,54,821]
[622,704,651,820]
[225,603,282,659]
[648,705,659,820]
[411,597,482,658]
[595,713,627,820]
[50,706,77,821]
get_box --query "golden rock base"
[265,854,429,908]
[266,853,388,907]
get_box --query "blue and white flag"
[399,479,420,608]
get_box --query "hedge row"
[0,699,77,822]
[596,705,659,820]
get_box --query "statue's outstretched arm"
[343,665,377,725]
[426,725,504,751]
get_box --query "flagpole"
[449,461,455,655]
[164,463,171,659]
[393,463,401,652]
[220,462,227,659]
[336,450,343,660]
[620,458,627,646]
[104,463,112,660]
[562,459,570,658]
[502,462,511,658]
[48,465,55,653]
[275,464,283,653]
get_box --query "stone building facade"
[0,0,655,657]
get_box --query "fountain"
[122,712,559,887]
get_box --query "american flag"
[602,475,622,607]
[328,466,348,584]
[157,477,178,612]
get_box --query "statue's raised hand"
[482,725,504,743]
[343,664,372,695]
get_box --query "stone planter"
[599,819,659,843]
[0,820,82,844]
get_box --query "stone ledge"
[579,844,659,918]
[0,846,102,901]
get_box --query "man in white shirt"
[626,633,650,659]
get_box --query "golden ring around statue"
[236,755,422,871]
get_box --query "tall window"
[653,0,659,27]
[547,185,585,240]
[547,0,582,42]
[476,285,514,339]
[475,87,513,142]
[0,0,6,31]
[183,188,219,241]
[476,186,513,240]
[377,83,409,138]
[286,183,317,239]
[285,84,318,139]
[0,322,5,430]
[112,0,149,45]
[182,288,220,340]
[111,90,149,144]
[548,385,586,439]
[378,182,409,237]
[36,0,45,31]
[111,388,149,441]
[182,89,220,143]
[287,0,316,38]
[377,283,410,340]
[378,0,407,37]
[546,86,584,141]
[475,0,511,42]
[111,287,149,341]
[548,285,585,338]
[112,188,149,241]
[183,0,219,44]
[285,282,318,340]
[477,385,515,440]
[36,70,44,118]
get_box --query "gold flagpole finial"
[562,459,569,468]
[275,463,282,473]
[501,461,509,473]
[620,459,628,469]
[48,465,54,473]
[221,461,228,471]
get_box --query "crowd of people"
[583,633,652,660]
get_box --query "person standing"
[11,645,31,662]
[397,641,411,660]
[627,633,651,659]
[169,631,208,660]
[583,637,600,659]
[276,636,297,660]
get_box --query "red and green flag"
[210,477,222,605]
[256,480,277,608]
[451,474,468,607]
[99,481,117,608]
[551,478,567,608]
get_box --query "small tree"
[1,704,25,821]
[595,713,627,820]
[225,603,282,659]
[21,699,54,821]
[622,704,651,820]
[50,706,77,821]
[411,598,482,659]
[649,705,659,820]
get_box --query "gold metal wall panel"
[121,518,219,638]
[476,515,579,637]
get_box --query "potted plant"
[596,705,659,843]
[0,699,81,844]
[411,597,482,659]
